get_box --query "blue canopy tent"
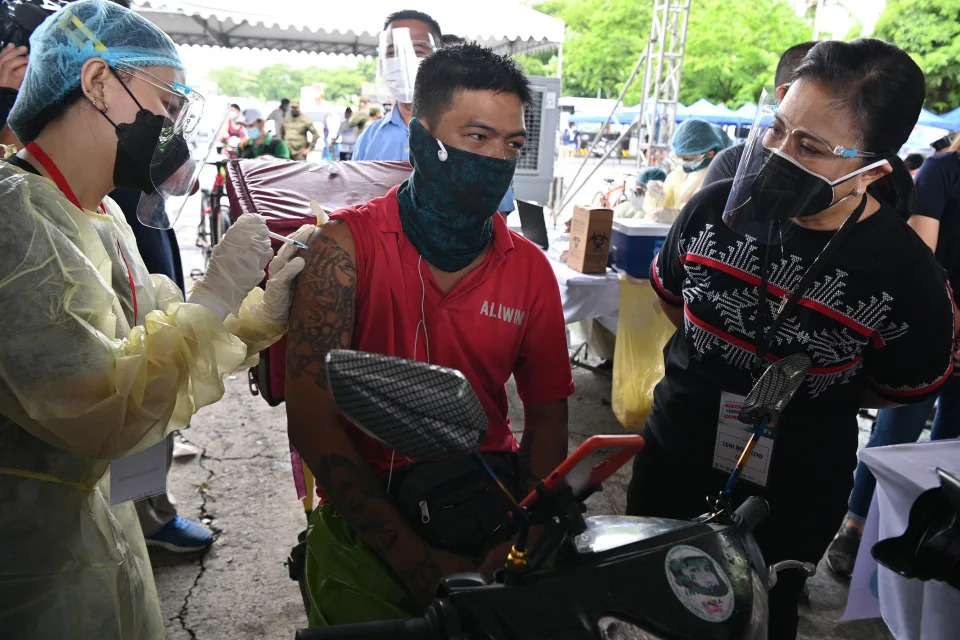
[916,108,953,129]
[940,106,960,131]
[733,102,758,125]
[676,98,743,125]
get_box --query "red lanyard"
[26,142,139,323]
[26,142,106,214]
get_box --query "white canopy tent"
[132,0,564,57]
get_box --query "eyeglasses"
[764,109,880,160]
[114,64,205,138]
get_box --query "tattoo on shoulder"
[286,232,357,387]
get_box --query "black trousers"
[626,428,851,640]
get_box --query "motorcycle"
[295,352,817,639]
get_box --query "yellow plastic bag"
[611,276,678,431]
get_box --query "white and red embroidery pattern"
[676,225,912,398]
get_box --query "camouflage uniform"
[283,109,320,161]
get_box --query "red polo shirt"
[330,186,575,476]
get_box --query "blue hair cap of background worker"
[671,118,727,156]
[637,166,668,185]
[8,0,183,144]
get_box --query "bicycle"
[592,172,634,208]
[195,157,233,276]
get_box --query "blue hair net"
[671,118,725,156]
[8,0,183,143]
[637,167,668,185]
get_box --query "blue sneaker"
[145,516,213,553]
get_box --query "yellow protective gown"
[0,162,284,639]
[642,164,709,223]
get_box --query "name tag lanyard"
[721,195,867,496]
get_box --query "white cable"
[386,451,396,494]
[413,255,430,364]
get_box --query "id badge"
[712,391,775,488]
[110,439,168,505]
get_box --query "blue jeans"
[848,374,960,519]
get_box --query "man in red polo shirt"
[286,44,574,627]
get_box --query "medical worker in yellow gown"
[0,2,312,637]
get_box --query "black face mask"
[750,149,884,220]
[99,71,190,194]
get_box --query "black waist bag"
[391,452,521,557]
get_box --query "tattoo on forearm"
[314,452,443,600]
[313,453,400,552]
[287,233,356,387]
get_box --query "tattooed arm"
[285,221,473,605]
[518,400,569,493]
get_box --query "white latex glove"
[189,213,272,320]
[646,180,666,203]
[249,224,320,326]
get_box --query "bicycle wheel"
[213,203,232,246]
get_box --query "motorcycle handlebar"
[734,496,770,534]
[294,617,435,640]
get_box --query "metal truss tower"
[636,0,692,168]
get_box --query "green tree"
[516,51,559,78]
[680,0,811,106]
[207,66,259,97]
[535,0,810,107]
[209,61,378,103]
[874,0,960,113]
[537,0,650,100]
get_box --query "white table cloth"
[842,440,960,639]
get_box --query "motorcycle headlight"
[598,616,668,640]
[575,516,695,554]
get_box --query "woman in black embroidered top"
[626,39,955,639]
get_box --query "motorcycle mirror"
[871,468,960,589]
[739,353,812,424]
[325,350,488,460]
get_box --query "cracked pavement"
[151,366,892,639]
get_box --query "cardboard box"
[567,205,614,273]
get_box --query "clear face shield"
[723,88,888,244]
[378,27,437,104]
[132,67,227,229]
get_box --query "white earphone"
[437,140,448,162]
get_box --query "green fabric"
[241,133,290,159]
[305,504,421,628]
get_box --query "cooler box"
[610,219,672,278]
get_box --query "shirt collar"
[386,103,408,130]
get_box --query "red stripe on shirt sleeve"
[650,253,683,305]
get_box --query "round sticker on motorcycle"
[664,545,734,622]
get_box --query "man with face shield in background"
[286,43,573,628]
[0,2,314,637]
[702,41,817,188]
[353,10,517,215]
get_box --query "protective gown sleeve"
[0,167,285,461]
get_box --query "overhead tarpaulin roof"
[132,0,564,56]
[677,98,743,126]
[917,108,953,130]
